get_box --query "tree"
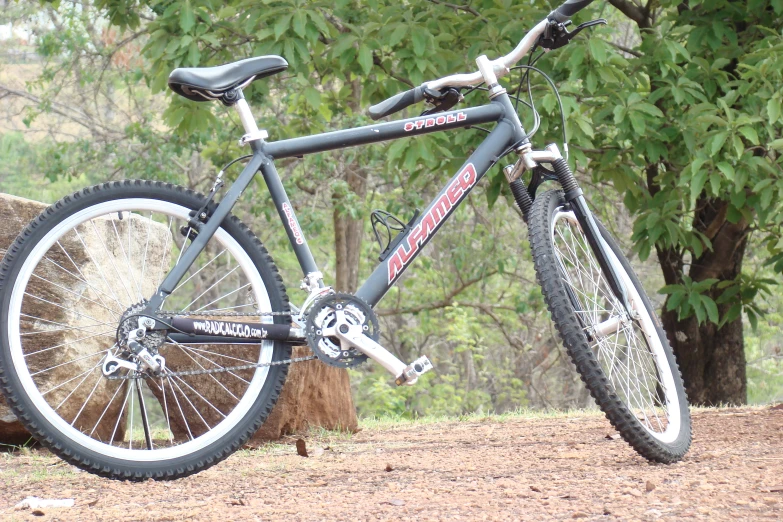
[564,0,783,404]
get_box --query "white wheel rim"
[8,199,274,461]
[551,209,681,444]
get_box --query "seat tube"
[235,90,319,277]
[255,145,320,276]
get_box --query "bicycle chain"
[108,309,315,380]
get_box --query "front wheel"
[528,189,691,463]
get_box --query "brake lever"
[538,18,607,51]
[420,87,463,116]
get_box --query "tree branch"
[376,270,498,316]
[602,39,643,58]
[372,55,413,87]
[426,0,489,23]
[607,0,651,29]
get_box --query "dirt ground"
[0,407,781,521]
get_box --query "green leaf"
[180,1,195,33]
[358,45,373,75]
[292,11,307,37]
[691,169,708,204]
[628,112,645,135]
[710,131,729,155]
[768,97,781,124]
[486,176,502,208]
[769,138,783,151]
[737,126,759,145]
[411,30,428,57]
[274,14,293,40]
[588,38,605,64]
[388,24,408,47]
[716,162,734,181]
[304,86,320,109]
[702,295,719,324]
[187,41,200,65]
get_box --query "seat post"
[233,90,259,135]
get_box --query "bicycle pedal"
[395,356,433,386]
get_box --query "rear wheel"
[0,180,291,480]
[528,189,691,462]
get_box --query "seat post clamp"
[239,129,269,146]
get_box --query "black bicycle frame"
[159,93,527,344]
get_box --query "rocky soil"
[0,407,781,521]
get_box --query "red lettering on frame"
[386,163,478,283]
[403,112,467,132]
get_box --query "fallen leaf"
[769,403,783,411]
[605,433,621,440]
[296,438,308,457]
[572,512,588,519]
[646,481,656,492]
[388,499,405,506]
[87,500,99,507]
[31,510,45,517]
[530,486,542,493]
[385,464,394,472]
[764,486,783,493]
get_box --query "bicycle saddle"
[168,55,288,103]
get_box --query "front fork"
[506,144,634,317]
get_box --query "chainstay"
[107,354,317,380]
[106,309,307,380]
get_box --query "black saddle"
[168,55,288,103]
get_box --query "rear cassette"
[305,293,379,368]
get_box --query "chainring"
[305,293,379,368]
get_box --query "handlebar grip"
[549,0,595,22]
[368,86,425,120]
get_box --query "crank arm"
[333,319,432,386]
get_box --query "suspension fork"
[507,144,634,317]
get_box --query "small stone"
[646,480,656,492]
[385,464,394,472]
[572,512,588,518]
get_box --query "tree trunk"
[333,163,367,292]
[658,199,749,405]
[333,79,367,293]
[663,308,747,405]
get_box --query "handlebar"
[368,86,424,121]
[368,1,596,118]
[549,0,596,23]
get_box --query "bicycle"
[0,0,691,480]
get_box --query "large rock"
[252,345,358,441]
[148,338,358,442]
[0,193,170,444]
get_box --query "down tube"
[356,120,516,307]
